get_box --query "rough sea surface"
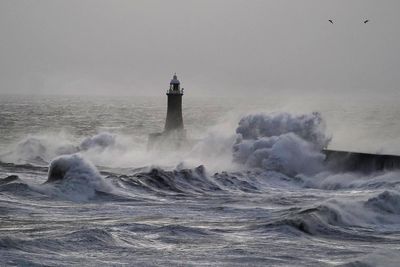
[1,95,400,266]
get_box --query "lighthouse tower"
[164,74,184,132]
[147,73,187,150]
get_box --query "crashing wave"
[302,171,400,190]
[235,112,330,147]
[0,175,19,186]
[365,190,400,214]
[233,112,330,175]
[114,165,222,195]
[271,190,400,238]
[44,154,113,201]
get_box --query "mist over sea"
[1,94,400,266]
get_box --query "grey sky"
[0,0,399,97]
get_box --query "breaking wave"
[302,170,400,190]
[233,112,330,175]
[365,190,400,214]
[41,154,114,201]
[270,190,400,239]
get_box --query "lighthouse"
[147,73,187,150]
[164,74,184,132]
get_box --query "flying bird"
[329,20,333,24]
[364,19,369,24]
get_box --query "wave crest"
[44,154,113,201]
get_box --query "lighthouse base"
[147,130,192,151]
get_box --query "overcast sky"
[0,0,399,97]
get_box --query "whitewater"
[1,95,400,266]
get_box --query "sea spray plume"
[235,112,330,148]
[78,132,154,168]
[233,112,331,175]
[13,137,47,164]
[45,154,112,201]
[186,132,237,172]
[0,134,78,165]
[80,132,116,151]
[0,132,118,166]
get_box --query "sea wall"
[324,149,400,173]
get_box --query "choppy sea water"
[1,94,400,266]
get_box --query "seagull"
[329,20,333,24]
[364,19,369,24]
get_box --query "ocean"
[1,94,400,266]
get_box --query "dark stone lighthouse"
[164,74,184,132]
[148,74,187,149]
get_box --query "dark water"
[1,95,400,266]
